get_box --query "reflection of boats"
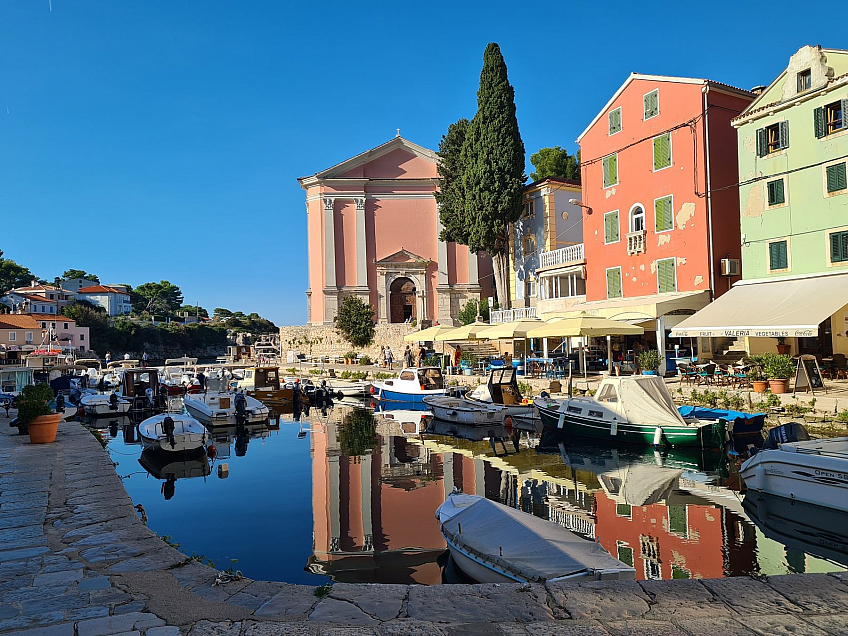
[740,430,848,512]
[743,491,848,567]
[184,391,269,425]
[375,407,430,435]
[80,392,131,417]
[436,492,635,583]
[373,367,446,403]
[138,414,207,453]
[423,395,504,425]
[202,421,269,458]
[426,419,509,442]
[535,376,726,449]
[138,448,210,480]
[464,368,541,433]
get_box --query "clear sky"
[1,1,843,325]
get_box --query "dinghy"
[183,391,269,425]
[423,395,505,425]
[80,392,131,417]
[137,414,207,453]
[435,492,635,583]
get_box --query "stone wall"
[279,323,416,360]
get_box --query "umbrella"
[403,324,458,342]
[476,319,542,340]
[434,321,491,342]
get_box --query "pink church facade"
[299,136,492,325]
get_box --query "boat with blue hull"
[373,367,446,404]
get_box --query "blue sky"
[1,1,843,325]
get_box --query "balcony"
[626,230,646,255]
[491,307,537,323]
[539,244,584,269]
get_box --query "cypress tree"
[435,118,470,244]
[460,43,525,309]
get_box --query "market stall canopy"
[476,319,542,340]
[525,314,645,338]
[434,321,491,342]
[403,324,459,342]
[670,273,848,338]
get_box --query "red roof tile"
[0,315,41,330]
[77,285,129,294]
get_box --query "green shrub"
[763,353,794,380]
[340,370,368,381]
[285,368,296,374]
[14,384,55,434]
[423,354,441,367]
[358,355,371,366]
[344,350,358,361]
[375,372,394,380]
[517,381,533,396]
[460,351,478,367]
[637,349,661,372]
[836,410,848,424]
[308,368,323,376]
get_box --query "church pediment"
[375,249,430,269]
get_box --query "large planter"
[28,413,62,444]
[776,345,791,355]
[642,370,658,376]
[769,379,789,395]
[752,380,769,393]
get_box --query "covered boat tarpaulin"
[441,498,633,582]
[615,376,688,427]
[618,465,682,506]
[670,273,848,338]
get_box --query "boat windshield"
[418,368,444,390]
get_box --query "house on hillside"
[0,314,41,364]
[1,282,76,315]
[76,285,132,316]
[28,314,89,353]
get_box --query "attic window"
[797,69,811,93]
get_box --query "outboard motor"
[55,394,65,413]
[109,393,119,411]
[162,415,176,449]
[763,422,810,450]
[234,392,247,424]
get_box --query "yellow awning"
[476,319,542,340]
[542,290,710,322]
[434,321,491,341]
[403,325,458,342]
[671,274,848,338]
[525,314,645,338]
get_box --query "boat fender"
[557,411,566,429]
[217,463,229,479]
[207,444,217,459]
[504,416,513,433]
[611,418,618,436]
[653,427,663,447]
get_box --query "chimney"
[750,85,767,96]
[31,279,38,287]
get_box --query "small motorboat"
[423,395,505,425]
[372,367,446,404]
[330,379,372,397]
[426,419,510,443]
[137,413,208,453]
[740,423,848,512]
[435,492,635,583]
[183,391,269,425]
[535,376,727,449]
[233,366,294,404]
[80,392,131,417]
[464,368,541,433]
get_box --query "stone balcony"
[491,307,537,323]
[627,230,646,255]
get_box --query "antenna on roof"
[396,128,401,138]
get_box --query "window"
[602,153,618,188]
[522,234,536,255]
[767,178,785,206]
[616,503,632,517]
[525,278,536,298]
[48,294,54,299]
[657,258,677,293]
[814,99,847,137]
[769,240,789,271]
[399,371,415,380]
[604,211,620,244]
[41,323,46,328]
[830,231,848,263]
[25,332,32,343]
[629,205,645,232]
[617,543,634,567]
[668,506,688,536]
[80,334,85,341]
[608,107,622,135]
[756,121,789,156]
[606,267,622,299]
[597,384,618,403]
[826,162,847,194]
[522,199,535,218]
[654,195,673,232]
[797,69,811,93]
[8,332,15,342]
[63,323,68,329]
[653,133,671,170]
[644,89,659,120]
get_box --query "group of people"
[377,344,431,370]
[103,351,151,367]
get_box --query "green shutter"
[603,156,610,187]
[767,179,785,205]
[835,231,848,262]
[658,259,676,293]
[655,196,672,232]
[842,99,848,131]
[605,211,619,243]
[603,154,617,187]
[756,128,766,157]
[654,134,671,170]
[814,106,826,138]
[827,163,847,193]
[609,108,621,135]
[778,120,789,149]
[644,91,658,119]
[769,241,788,270]
[607,268,622,299]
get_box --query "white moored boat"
[464,368,540,433]
[80,392,131,417]
[740,425,848,512]
[138,414,207,453]
[423,395,505,426]
[331,379,372,397]
[183,391,269,425]
[435,492,635,583]
[372,367,446,403]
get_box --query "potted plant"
[637,350,661,376]
[746,354,769,393]
[14,384,62,444]
[764,353,794,395]
[460,351,478,375]
[344,350,357,365]
[776,337,791,355]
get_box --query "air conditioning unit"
[720,258,741,277]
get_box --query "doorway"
[389,277,416,323]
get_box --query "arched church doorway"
[389,277,416,323]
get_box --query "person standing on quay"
[454,345,462,372]
[404,345,413,368]
[417,344,426,367]
[105,351,112,365]
[142,352,149,368]
[385,346,394,370]
[379,345,386,368]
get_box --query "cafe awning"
[671,273,848,338]
[544,290,710,322]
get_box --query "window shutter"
[831,232,843,262]
[607,268,621,298]
[842,232,848,262]
[609,109,621,135]
[644,91,658,118]
[603,156,611,187]
[778,120,789,149]
[609,154,617,185]
[655,197,672,232]
[842,99,848,131]
[653,137,662,170]
[654,134,670,170]
[605,212,619,243]
[814,107,826,138]
[658,259,675,293]
[826,163,846,193]
[755,128,766,157]
[769,241,787,270]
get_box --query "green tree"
[456,299,495,325]
[529,147,580,182]
[334,296,375,348]
[458,42,525,309]
[435,118,471,244]
[179,304,209,318]
[131,281,184,314]
[0,250,34,296]
[213,307,234,318]
[59,269,100,283]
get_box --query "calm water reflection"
[97,403,848,585]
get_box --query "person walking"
[105,351,112,365]
[404,345,413,368]
[379,346,386,368]
[142,352,149,368]
[417,344,426,367]
[385,346,394,371]
[612,344,624,377]
[454,345,462,372]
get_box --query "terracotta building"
[299,136,492,326]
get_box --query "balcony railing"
[539,244,584,269]
[491,307,537,323]
[626,230,646,255]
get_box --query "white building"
[76,285,132,316]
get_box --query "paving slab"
[407,583,553,623]
[602,618,686,635]
[328,583,407,621]
[639,578,732,618]
[377,619,447,635]
[765,573,848,614]
[76,611,166,636]
[743,614,831,636]
[801,614,848,635]
[309,598,380,626]
[701,577,803,615]
[524,622,611,635]
[546,580,651,620]
[673,615,759,635]
[254,585,320,620]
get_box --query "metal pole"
[607,335,612,375]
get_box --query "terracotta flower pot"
[752,380,769,393]
[776,345,791,355]
[768,379,789,395]
[28,413,62,444]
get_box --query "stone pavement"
[2,418,848,635]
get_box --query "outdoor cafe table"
[526,357,553,378]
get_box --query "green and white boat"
[534,376,726,449]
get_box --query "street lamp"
[569,199,592,214]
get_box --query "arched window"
[522,234,536,255]
[629,204,646,233]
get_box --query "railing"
[539,244,584,269]
[491,307,537,323]
[626,230,646,255]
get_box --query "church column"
[355,198,367,287]
[323,198,336,288]
[436,216,449,286]
[383,273,392,324]
[468,250,479,284]
[436,216,452,325]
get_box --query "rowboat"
[435,492,635,583]
[534,376,726,449]
[137,414,207,453]
[372,367,446,404]
[422,395,505,426]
